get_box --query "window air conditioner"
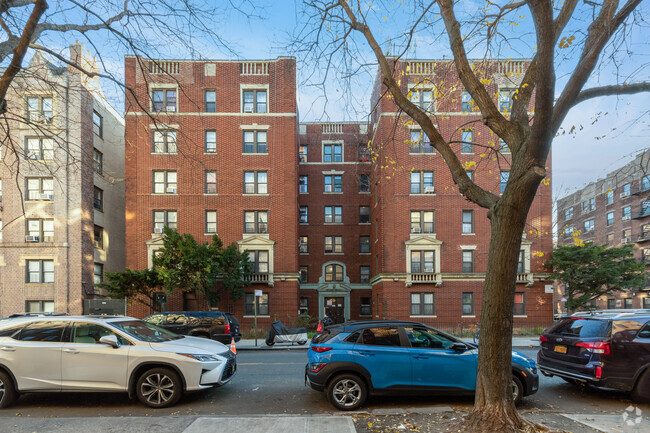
[154,227,165,234]
[622,237,631,243]
[411,227,421,233]
[25,235,39,242]
[166,187,177,194]
[621,192,630,198]
[27,154,39,160]
[622,215,631,221]
[39,193,53,200]
[166,106,176,112]
[244,106,254,113]
[424,186,435,193]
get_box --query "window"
[299,145,308,162]
[359,174,370,193]
[360,236,370,253]
[461,130,473,154]
[410,171,434,194]
[152,130,177,153]
[245,292,269,315]
[153,171,177,194]
[244,211,268,234]
[411,250,435,273]
[624,298,633,309]
[26,219,54,242]
[325,236,343,253]
[205,171,217,194]
[462,250,474,273]
[323,144,342,162]
[643,175,650,192]
[606,190,614,205]
[93,111,103,137]
[27,96,53,122]
[26,137,54,160]
[623,206,632,219]
[299,236,308,253]
[623,228,631,240]
[243,130,267,153]
[358,145,370,162]
[93,186,103,211]
[466,170,474,181]
[299,206,308,223]
[151,89,177,112]
[643,224,650,240]
[244,171,268,194]
[299,266,309,282]
[299,297,309,315]
[514,292,525,315]
[153,210,177,232]
[606,212,614,226]
[205,90,216,112]
[606,233,614,244]
[462,293,474,315]
[500,171,509,194]
[462,210,474,234]
[360,327,402,346]
[26,177,53,200]
[94,225,104,249]
[324,175,342,192]
[205,130,217,153]
[360,297,371,315]
[325,264,343,281]
[26,259,54,283]
[25,301,54,314]
[299,176,308,193]
[324,206,342,224]
[410,211,434,233]
[563,226,574,238]
[500,139,510,154]
[607,298,616,309]
[584,219,594,232]
[242,89,267,113]
[640,200,650,218]
[622,183,631,197]
[249,250,269,274]
[411,293,435,316]
[93,149,103,174]
[517,250,525,273]
[360,266,370,284]
[19,321,66,342]
[409,87,435,112]
[564,207,573,220]
[205,211,217,234]
[644,297,650,309]
[359,206,370,223]
[410,130,433,153]
[499,88,516,112]
[582,197,595,212]
[94,263,104,284]
[461,91,474,112]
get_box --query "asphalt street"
[1,349,648,420]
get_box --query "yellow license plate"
[554,345,567,354]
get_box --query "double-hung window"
[27,177,54,201]
[205,171,217,194]
[411,293,434,316]
[153,171,177,194]
[323,144,342,162]
[249,250,269,274]
[205,130,217,153]
[500,171,509,194]
[205,90,216,112]
[461,130,473,154]
[151,89,177,112]
[623,206,632,219]
[94,263,104,284]
[359,175,370,193]
[360,236,370,253]
[152,130,177,153]
[27,96,53,123]
[324,175,342,193]
[93,187,103,211]
[605,190,614,205]
[26,259,54,283]
[324,236,343,253]
[94,225,104,249]
[299,145,308,162]
[564,207,573,220]
[153,210,177,232]
[243,130,267,153]
[359,206,370,224]
[245,292,269,316]
[584,219,595,232]
[244,171,268,194]
[93,111,103,137]
[299,236,308,253]
[205,211,217,234]
[410,171,434,194]
[411,250,434,273]
[358,145,370,162]
[26,219,54,242]
[26,137,54,160]
[410,211,434,233]
[514,293,525,315]
[462,210,474,234]
[360,267,370,284]
[606,212,614,226]
[324,206,342,223]
[299,206,308,223]
[517,250,526,273]
[500,139,510,154]
[409,87,435,112]
[410,130,433,154]
[462,250,474,273]
[93,149,103,174]
[244,211,268,234]
[462,293,474,315]
[242,90,267,113]
[299,176,308,193]
[643,175,650,192]
[461,91,474,112]
[499,88,516,112]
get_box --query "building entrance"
[324,297,345,324]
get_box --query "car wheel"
[266,341,275,346]
[297,340,307,345]
[327,373,367,411]
[136,367,183,408]
[0,370,17,409]
[632,369,650,403]
[511,374,524,405]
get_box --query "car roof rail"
[571,309,650,317]
[6,312,69,318]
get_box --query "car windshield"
[550,318,611,338]
[109,320,183,342]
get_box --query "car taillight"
[311,346,332,353]
[576,342,611,355]
[225,324,231,334]
[539,335,548,343]
[595,366,603,378]
[309,363,327,373]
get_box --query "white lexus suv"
[0,315,236,408]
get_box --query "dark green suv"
[144,311,241,344]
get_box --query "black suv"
[537,310,650,401]
[143,311,241,344]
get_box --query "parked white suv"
[0,315,236,408]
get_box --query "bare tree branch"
[573,82,650,105]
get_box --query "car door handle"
[63,348,79,354]
[413,355,429,359]
[358,351,375,356]
[1,346,16,352]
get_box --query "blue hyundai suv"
[306,320,538,410]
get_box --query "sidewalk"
[235,336,541,350]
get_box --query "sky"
[21,0,650,200]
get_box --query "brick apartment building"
[0,44,125,316]
[556,149,650,312]
[124,57,554,331]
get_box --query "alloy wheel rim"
[0,378,5,401]
[512,380,519,401]
[333,379,361,407]
[141,373,174,405]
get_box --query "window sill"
[359,191,371,194]
[242,153,269,156]
[151,153,178,156]
[359,222,371,225]
[204,233,218,236]
[300,253,309,256]
[324,192,344,194]
[299,192,309,195]
[513,315,528,318]
[410,315,437,318]
[299,222,309,225]
[152,193,178,196]
[462,315,476,318]
[204,152,218,155]
[460,152,475,155]
[461,233,475,236]
[409,194,436,197]
[204,193,218,196]
[409,152,436,156]
[359,252,371,255]
[243,194,269,197]
[324,252,344,255]
[324,222,343,225]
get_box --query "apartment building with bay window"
[0,43,125,316]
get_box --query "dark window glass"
[361,327,401,347]
[18,321,66,342]
[549,319,611,338]
[0,324,24,338]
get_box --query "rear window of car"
[550,318,611,338]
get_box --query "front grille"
[222,357,236,380]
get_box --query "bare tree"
[297,1,650,431]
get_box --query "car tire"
[511,374,524,406]
[136,367,183,408]
[0,370,17,409]
[266,341,275,346]
[327,373,367,411]
[632,369,650,403]
[297,340,307,345]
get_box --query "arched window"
[325,264,343,282]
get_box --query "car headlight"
[178,353,220,362]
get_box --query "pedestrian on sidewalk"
[322,312,334,327]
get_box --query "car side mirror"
[99,335,120,348]
[450,343,468,352]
